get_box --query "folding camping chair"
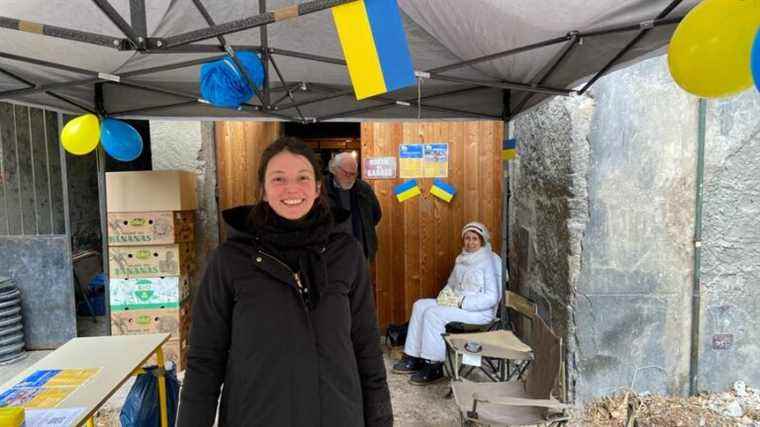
[443,290,537,382]
[451,315,571,426]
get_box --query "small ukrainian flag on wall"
[394,180,421,202]
[502,138,517,161]
[429,178,456,203]
[332,0,416,100]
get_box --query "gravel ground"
[575,382,760,427]
[15,347,759,426]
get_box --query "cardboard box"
[111,303,192,371]
[108,243,195,278]
[110,302,191,340]
[108,211,195,246]
[106,170,197,213]
[110,276,191,311]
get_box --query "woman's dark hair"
[251,136,330,222]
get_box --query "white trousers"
[403,299,493,362]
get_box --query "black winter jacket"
[325,176,382,261]
[177,206,393,427]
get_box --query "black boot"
[392,354,425,374]
[409,361,446,385]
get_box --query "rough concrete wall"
[0,104,65,236]
[0,236,76,349]
[150,121,219,295]
[509,94,593,345]
[574,56,698,402]
[512,55,700,403]
[699,90,760,391]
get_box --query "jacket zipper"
[257,250,311,308]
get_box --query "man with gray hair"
[326,152,382,262]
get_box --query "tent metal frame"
[0,0,682,122]
[0,0,691,398]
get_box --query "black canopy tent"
[0,0,700,343]
[0,0,698,122]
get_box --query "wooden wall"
[215,121,281,216]
[214,120,503,331]
[362,122,503,330]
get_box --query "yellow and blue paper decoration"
[430,179,456,203]
[332,0,416,100]
[502,138,517,161]
[394,179,421,202]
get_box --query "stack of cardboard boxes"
[105,171,197,371]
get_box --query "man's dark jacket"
[325,175,382,261]
[177,206,393,426]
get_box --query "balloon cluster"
[668,0,760,98]
[60,114,143,161]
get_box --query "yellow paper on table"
[0,368,102,409]
[45,369,99,387]
[0,407,24,427]
[25,387,77,408]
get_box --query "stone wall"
[508,94,593,344]
[699,90,760,391]
[510,55,760,403]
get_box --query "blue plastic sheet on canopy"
[200,51,264,108]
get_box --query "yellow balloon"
[61,114,100,155]
[668,0,760,98]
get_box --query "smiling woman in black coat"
[177,137,393,427]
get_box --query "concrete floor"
[0,350,52,386]
[385,351,462,426]
[0,316,108,389]
[76,315,109,337]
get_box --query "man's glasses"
[338,166,357,178]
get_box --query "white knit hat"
[461,221,490,243]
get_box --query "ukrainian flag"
[394,180,421,202]
[502,138,517,161]
[332,0,416,100]
[430,178,456,203]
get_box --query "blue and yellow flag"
[430,178,456,203]
[502,138,517,161]
[332,0,416,100]
[394,179,421,202]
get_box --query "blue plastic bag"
[120,366,180,427]
[200,51,264,108]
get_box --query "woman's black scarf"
[248,202,333,310]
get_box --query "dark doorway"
[283,122,362,177]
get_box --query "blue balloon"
[101,118,143,162]
[753,28,760,92]
[200,51,264,108]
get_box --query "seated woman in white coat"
[392,222,501,385]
